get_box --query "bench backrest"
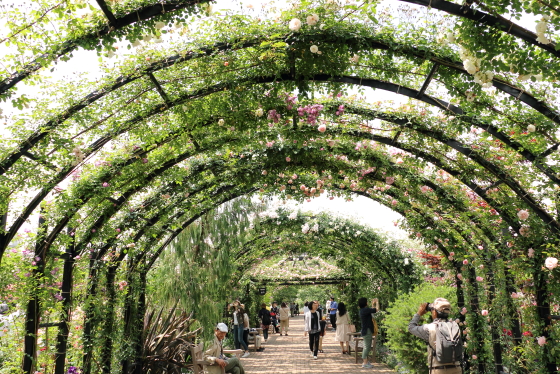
[190,342,204,374]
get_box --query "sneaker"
[362,363,374,368]
[310,353,315,358]
[313,356,318,360]
[241,352,250,358]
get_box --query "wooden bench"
[190,342,242,374]
[347,332,377,364]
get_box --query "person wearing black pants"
[304,300,322,359]
[329,296,338,331]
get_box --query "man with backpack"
[408,298,463,374]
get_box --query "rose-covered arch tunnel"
[1,1,560,373]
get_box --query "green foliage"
[383,283,458,374]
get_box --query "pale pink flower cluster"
[306,14,319,26]
[460,307,467,315]
[519,225,530,237]
[289,18,302,31]
[386,176,395,185]
[544,257,558,270]
[420,185,431,193]
[297,104,324,125]
[517,209,529,220]
[537,336,547,346]
[268,109,281,123]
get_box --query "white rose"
[447,32,456,43]
[536,21,548,34]
[350,54,359,63]
[255,108,264,117]
[545,257,558,270]
[307,14,319,26]
[289,18,302,32]
[218,119,225,126]
[527,124,536,132]
[310,45,319,53]
[536,34,551,44]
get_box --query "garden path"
[240,315,395,374]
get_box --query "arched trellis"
[1,2,560,374]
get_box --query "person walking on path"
[318,315,327,354]
[270,302,280,333]
[304,301,322,360]
[329,297,338,331]
[358,297,379,368]
[303,301,310,314]
[258,303,272,342]
[232,306,250,358]
[279,302,291,336]
[334,302,351,354]
[203,323,246,374]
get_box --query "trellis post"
[22,211,46,374]
[54,227,76,374]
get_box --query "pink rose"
[472,355,477,360]
[457,273,463,280]
[537,336,546,346]
[461,307,467,315]
[286,157,291,162]
[463,259,469,265]
[528,248,534,258]
[517,210,529,220]
[318,124,326,132]
[476,276,483,282]
[481,310,488,316]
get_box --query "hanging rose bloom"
[286,157,291,162]
[289,18,302,31]
[463,259,469,265]
[386,176,395,185]
[218,118,225,126]
[476,276,483,282]
[102,182,109,187]
[457,273,463,280]
[481,310,488,316]
[255,108,264,117]
[318,124,326,132]
[460,307,467,315]
[350,54,359,63]
[527,124,536,132]
[310,45,319,53]
[517,210,529,220]
[537,336,546,346]
[528,248,535,258]
[472,355,477,360]
[544,257,558,270]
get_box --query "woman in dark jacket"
[257,303,271,342]
[358,297,379,368]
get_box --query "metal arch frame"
[2,72,554,256]
[0,0,211,96]
[2,32,559,178]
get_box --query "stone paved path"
[241,315,395,373]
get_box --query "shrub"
[383,283,457,374]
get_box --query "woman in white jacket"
[303,301,322,359]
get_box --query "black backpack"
[261,310,271,325]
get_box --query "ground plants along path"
[0,0,559,373]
